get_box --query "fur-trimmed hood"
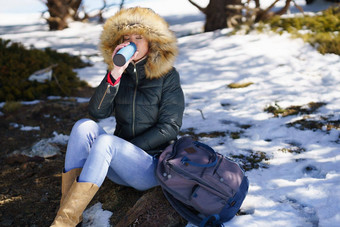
[99,7,178,79]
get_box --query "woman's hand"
[111,42,139,80]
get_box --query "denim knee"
[92,134,117,158]
[65,118,105,172]
[70,118,106,141]
[77,134,118,186]
[72,118,96,133]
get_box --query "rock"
[7,138,61,161]
[115,187,187,227]
[16,139,61,158]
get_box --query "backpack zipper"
[213,156,223,175]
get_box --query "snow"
[82,202,113,227]
[1,0,339,226]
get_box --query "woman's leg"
[78,134,159,190]
[106,168,130,187]
[64,118,106,172]
[52,119,105,226]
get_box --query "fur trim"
[99,7,178,79]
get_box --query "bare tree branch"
[187,0,305,32]
[275,0,292,15]
[292,0,304,13]
[119,0,125,9]
[263,0,280,15]
[188,0,206,13]
[197,109,206,120]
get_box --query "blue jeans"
[64,118,159,190]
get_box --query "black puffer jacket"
[89,58,185,152]
[90,7,185,153]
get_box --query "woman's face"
[123,34,149,62]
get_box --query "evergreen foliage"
[0,38,90,101]
[263,6,340,55]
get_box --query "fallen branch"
[197,109,206,120]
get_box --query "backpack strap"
[181,156,217,167]
[180,141,218,167]
[200,214,222,227]
[219,176,249,221]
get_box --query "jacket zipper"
[97,84,110,110]
[132,64,138,137]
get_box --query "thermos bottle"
[113,42,137,66]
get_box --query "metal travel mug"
[113,42,137,66]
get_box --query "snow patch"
[83,203,113,227]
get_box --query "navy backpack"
[156,136,249,227]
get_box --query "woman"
[51,7,185,227]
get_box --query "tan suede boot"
[51,181,99,227]
[60,168,82,206]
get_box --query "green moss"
[2,101,22,113]
[259,6,340,55]
[228,82,254,89]
[287,116,340,131]
[0,38,91,101]
[264,102,326,117]
[180,127,226,141]
[230,131,241,139]
[231,151,269,171]
[278,146,306,154]
[264,102,286,117]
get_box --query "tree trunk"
[189,0,242,32]
[204,0,227,32]
[45,0,82,30]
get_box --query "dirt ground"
[0,87,186,226]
